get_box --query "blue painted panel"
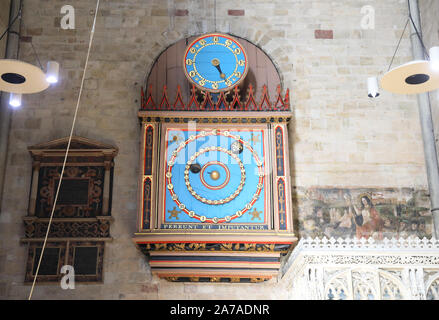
[163,129,266,225]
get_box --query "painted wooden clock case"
[133,34,297,283]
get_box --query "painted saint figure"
[345,194,384,239]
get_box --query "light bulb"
[429,47,439,71]
[367,77,380,98]
[9,92,22,107]
[46,61,59,84]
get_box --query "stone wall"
[0,0,430,299]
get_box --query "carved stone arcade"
[282,237,439,300]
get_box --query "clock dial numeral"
[184,35,248,92]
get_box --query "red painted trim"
[277,177,287,230]
[150,261,279,265]
[159,85,170,109]
[136,240,294,245]
[275,125,285,177]
[157,273,273,279]
[144,124,154,175]
[173,85,185,110]
[142,176,152,229]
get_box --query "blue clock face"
[183,33,248,92]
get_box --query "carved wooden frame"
[22,137,118,284]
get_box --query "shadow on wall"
[298,188,432,239]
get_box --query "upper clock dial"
[183,33,248,92]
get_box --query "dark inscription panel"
[36,166,105,218]
[74,246,98,275]
[56,179,90,205]
[33,247,60,276]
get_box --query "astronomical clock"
[133,33,297,283]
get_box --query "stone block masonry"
[0,0,430,300]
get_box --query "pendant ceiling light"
[0,6,59,107]
[380,59,439,95]
[0,59,50,94]
[369,0,439,97]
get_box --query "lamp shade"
[380,60,439,95]
[0,59,49,94]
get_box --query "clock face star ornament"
[183,33,249,92]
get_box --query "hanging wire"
[0,5,22,42]
[1,3,43,71]
[384,0,430,74]
[19,17,44,69]
[214,0,217,32]
[407,0,430,59]
[29,42,43,69]
[387,18,410,71]
[28,0,101,300]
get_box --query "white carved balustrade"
[281,237,439,300]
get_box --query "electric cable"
[28,0,101,300]
[407,0,430,59]
[387,18,410,72]
[0,6,22,42]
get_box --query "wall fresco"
[297,188,432,239]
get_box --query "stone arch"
[324,267,409,300]
[377,269,408,300]
[426,272,439,300]
[140,16,294,94]
[324,269,352,300]
[143,33,286,105]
